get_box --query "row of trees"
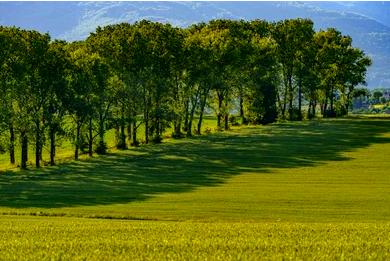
[0,18,371,169]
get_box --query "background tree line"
[0,18,371,169]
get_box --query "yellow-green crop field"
[1,217,389,261]
[0,117,390,260]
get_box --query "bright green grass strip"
[0,216,389,261]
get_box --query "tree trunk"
[35,120,41,168]
[345,91,351,114]
[9,123,15,164]
[155,101,161,140]
[50,126,56,166]
[312,100,317,117]
[288,75,294,121]
[118,107,126,149]
[224,96,229,130]
[174,120,182,137]
[187,109,194,137]
[132,120,138,146]
[298,78,302,121]
[197,92,208,135]
[115,125,119,147]
[21,130,28,169]
[75,121,81,160]
[330,86,334,114]
[224,113,229,130]
[239,95,244,123]
[282,81,288,119]
[98,112,106,154]
[127,122,132,146]
[183,99,189,132]
[217,91,223,129]
[322,95,328,118]
[120,122,126,149]
[88,117,93,157]
[144,107,149,144]
[187,89,200,137]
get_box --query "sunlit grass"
[0,216,389,261]
[0,117,389,260]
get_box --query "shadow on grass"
[0,119,389,208]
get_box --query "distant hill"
[1,1,389,88]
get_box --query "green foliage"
[0,18,372,169]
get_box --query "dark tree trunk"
[197,110,204,136]
[197,92,208,135]
[187,89,200,137]
[9,123,15,164]
[217,91,223,129]
[144,108,149,144]
[88,117,93,157]
[172,75,182,138]
[187,105,195,137]
[322,95,328,118]
[282,95,287,118]
[288,75,294,121]
[312,100,317,117]
[298,78,302,121]
[174,120,182,137]
[224,114,229,130]
[120,122,126,149]
[35,120,41,168]
[187,112,194,137]
[330,86,334,114]
[183,99,189,132]
[98,112,106,154]
[50,126,56,166]
[115,125,119,147]
[345,91,351,114]
[75,121,81,160]
[307,100,313,119]
[224,97,229,130]
[127,122,132,146]
[132,120,138,146]
[155,102,161,140]
[21,130,28,169]
[143,87,150,144]
[282,79,288,119]
[308,99,316,119]
[117,107,127,149]
[239,95,244,122]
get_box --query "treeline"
[0,19,371,169]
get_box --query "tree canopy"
[0,19,371,169]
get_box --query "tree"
[0,26,26,165]
[273,18,315,120]
[44,40,72,165]
[65,42,95,160]
[315,28,371,117]
[373,91,383,103]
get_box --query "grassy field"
[1,217,389,261]
[0,118,389,259]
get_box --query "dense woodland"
[0,19,371,169]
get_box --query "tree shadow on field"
[0,119,389,208]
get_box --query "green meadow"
[0,118,390,260]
